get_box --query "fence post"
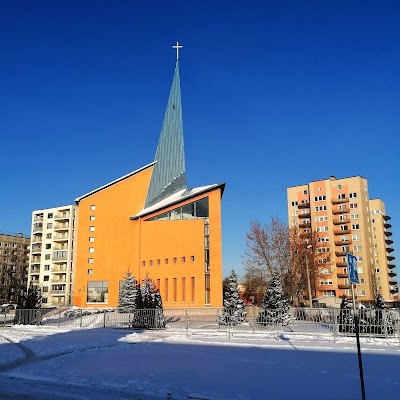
[103,310,106,328]
[80,309,83,328]
[333,310,337,343]
[58,309,61,327]
[252,305,256,333]
[228,315,231,340]
[276,310,280,341]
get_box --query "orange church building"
[73,57,224,308]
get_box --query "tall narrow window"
[182,277,186,302]
[191,277,195,302]
[165,278,168,302]
[205,274,210,304]
[173,278,177,302]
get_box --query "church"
[73,45,224,308]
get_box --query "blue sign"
[347,253,359,284]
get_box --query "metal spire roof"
[145,60,187,207]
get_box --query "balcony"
[31,245,42,254]
[53,234,69,242]
[300,233,312,239]
[52,251,68,262]
[299,222,311,228]
[387,255,395,261]
[298,211,311,218]
[385,239,393,245]
[338,284,351,290]
[332,198,348,205]
[54,223,70,231]
[335,251,347,257]
[51,278,67,284]
[30,268,40,274]
[34,215,43,222]
[336,262,347,268]
[384,223,392,229]
[50,289,66,295]
[384,231,392,237]
[298,202,310,209]
[388,264,396,269]
[337,272,349,279]
[332,207,348,215]
[31,257,41,264]
[334,240,351,246]
[333,218,349,225]
[33,225,43,233]
[31,235,43,244]
[334,229,350,235]
[388,272,397,278]
[52,266,67,273]
[387,247,394,253]
[389,281,398,286]
[383,215,391,221]
[54,212,70,220]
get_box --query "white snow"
[0,326,399,399]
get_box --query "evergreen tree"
[257,272,290,325]
[136,283,144,309]
[141,274,155,309]
[118,270,138,313]
[219,270,247,325]
[14,283,42,325]
[338,295,354,333]
[153,290,166,328]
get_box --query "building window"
[165,278,169,302]
[350,213,359,220]
[338,194,346,199]
[90,205,96,211]
[157,259,160,265]
[353,245,362,252]
[88,269,93,275]
[42,286,48,293]
[88,258,94,264]
[47,223,52,229]
[352,224,360,230]
[45,254,50,260]
[90,216,95,221]
[350,203,358,209]
[47,213,53,219]
[46,233,52,239]
[89,226,95,232]
[337,184,341,190]
[156,279,160,290]
[173,257,177,264]
[191,256,195,262]
[291,201,298,207]
[173,278,177,302]
[205,275,211,304]
[87,281,108,303]
[44,265,50,271]
[291,210,298,216]
[46,244,51,249]
[349,192,357,198]
[182,277,186,302]
[357,289,366,296]
[44,276,49,281]
[165,258,169,265]
[191,277,195,302]
[358,267,363,274]
[303,190,307,195]
[149,260,153,266]
[89,247,94,253]
[89,237,95,242]
[182,257,186,263]
[352,234,361,241]
[142,261,145,266]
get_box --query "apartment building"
[0,232,30,304]
[287,176,397,303]
[28,205,77,307]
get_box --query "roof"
[75,162,155,203]
[131,183,225,220]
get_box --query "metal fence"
[2,307,400,344]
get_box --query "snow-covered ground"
[0,326,399,399]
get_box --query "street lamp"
[305,244,313,308]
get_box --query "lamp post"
[305,244,313,308]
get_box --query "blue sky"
[1,1,399,278]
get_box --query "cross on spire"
[172,41,183,61]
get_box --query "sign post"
[347,253,366,400]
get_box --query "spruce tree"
[257,272,290,325]
[219,270,247,325]
[338,295,354,333]
[141,274,155,309]
[118,271,138,313]
[153,290,166,328]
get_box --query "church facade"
[73,58,224,308]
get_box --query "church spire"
[145,47,187,208]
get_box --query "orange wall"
[73,167,223,308]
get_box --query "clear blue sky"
[1,1,399,278]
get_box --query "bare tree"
[242,219,290,303]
